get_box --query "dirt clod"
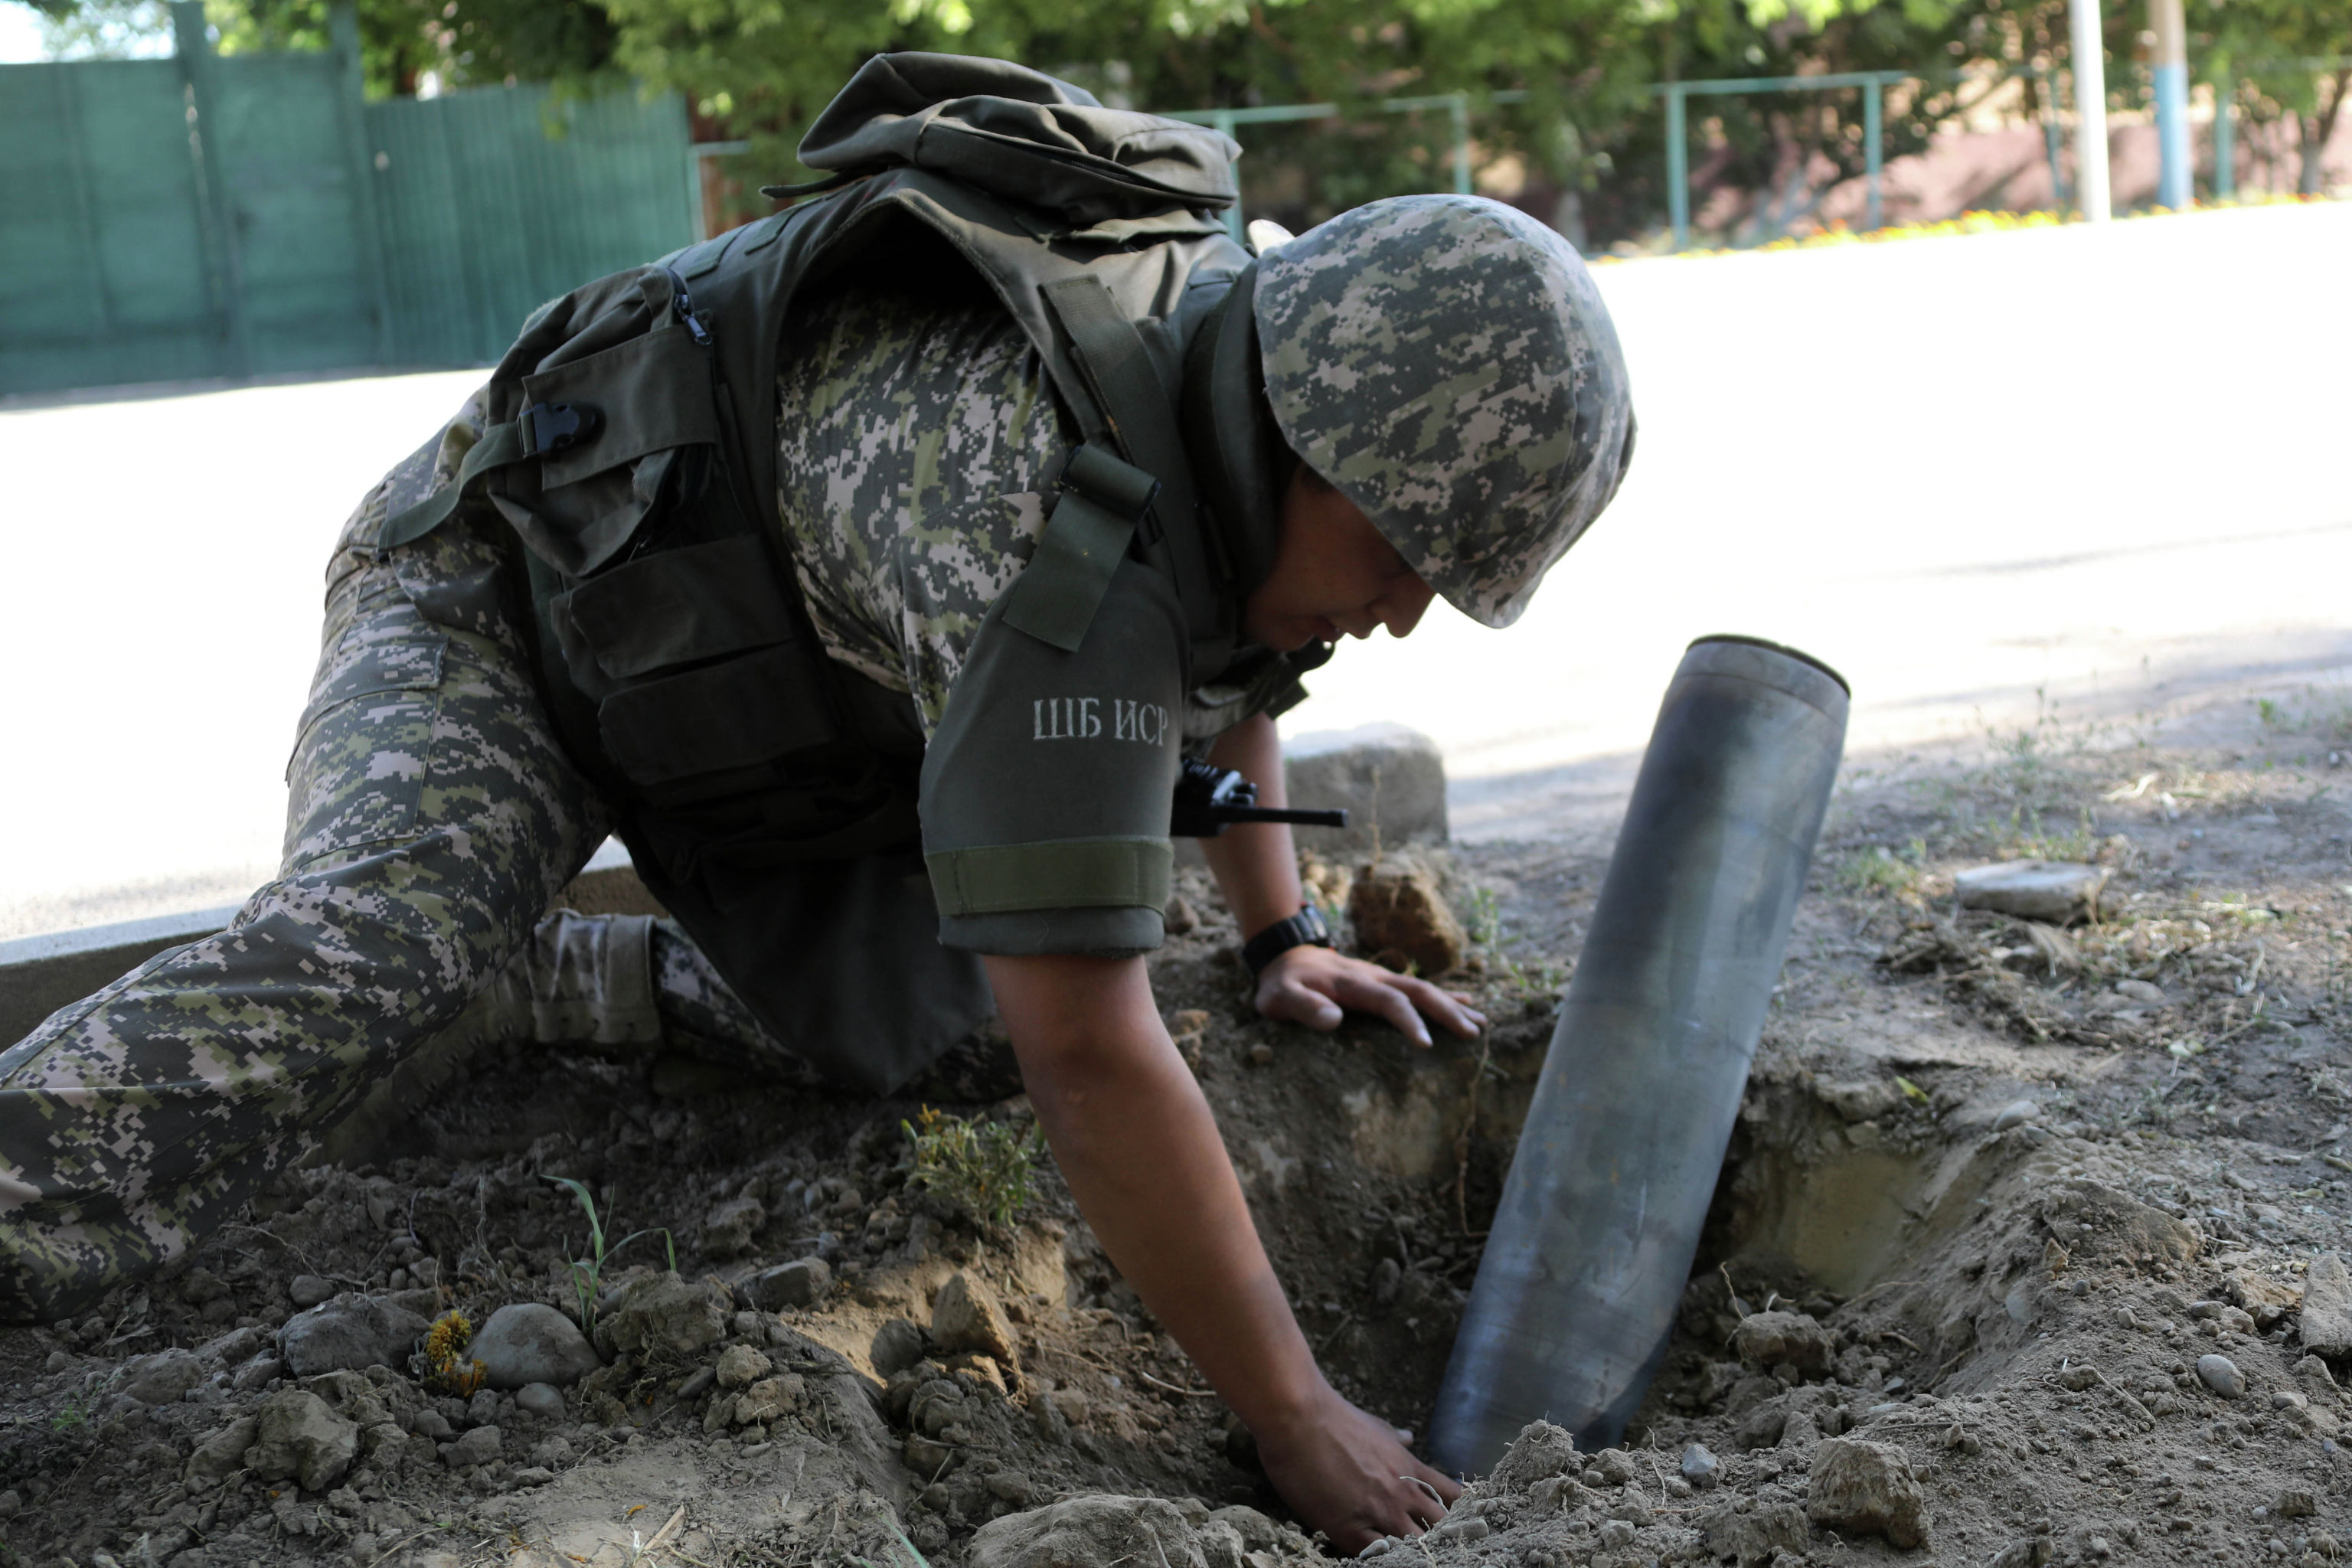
[1348,858,1466,975]
[244,1388,360,1493]
[1805,1435,1928,1548]
[931,1270,1019,1370]
[1730,1309,1836,1376]
[2299,1252,2352,1359]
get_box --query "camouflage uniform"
[0,194,1638,1326]
[0,285,1093,1325]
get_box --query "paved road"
[5,201,2347,936]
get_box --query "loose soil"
[7,688,2351,1568]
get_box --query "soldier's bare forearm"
[983,952,1325,1431]
[1199,712,1305,939]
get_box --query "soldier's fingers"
[1335,971,1432,1046]
[1389,975,1485,1037]
[1260,975,1345,1031]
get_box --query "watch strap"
[1242,904,1334,978]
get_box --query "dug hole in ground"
[5,684,2351,1568]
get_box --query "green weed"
[903,1106,1044,1230]
[1838,842,1925,898]
[545,1176,676,1336]
[1462,883,1567,1001]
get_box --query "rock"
[288,1275,337,1308]
[2113,978,2166,1005]
[593,1272,727,1360]
[508,1466,555,1488]
[698,1197,766,1257]
[0,1491,16,1520]
[277,1295,427,1377]
[871,1318,927,1378]
[467,1387,503,1427]
[1806,1436,1928,1549]
[528,1436,573,1468]
[2197,1354,2246,1397]
[439,1425,501,1469]
[2281,1488,2319,1519]
[472,1303,601,1389]
[741,1258,832,1312]
[1953,860,2108,924]
[1681,1443,1721,1488]
[1595,1520,1636,1549]
[1988,1538,2055,1568]
[1488,1421,1580,1491]
[1700,1498,1810,1566]
[733,1374,803,1426]
[969,1495,1225,1568]
[411,1408,453,1439]
[932,1272,1019,1369]
[514,1383,565,1420]
[185,1416,260,1486]
[1732,1311,1836,1377]
[243,1390,361,1493]
[1348,857,1466,976]
[231,1354,283,1393]
[716,1344,773,1389]
[2295,1355,2338,1394]
[1281,723,1448,858]
[2298,1253,2352,1358]
[1587,1448,1638,1486]
[116,1349,207,1405]
[198,1325,267,1367]
[1991,1099,2040,1132]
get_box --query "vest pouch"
[490,325,724,580]
[595,645,839,794]
[547,536,798,690]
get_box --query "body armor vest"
[376,55,1296,1089]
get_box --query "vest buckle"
[521,401,603,456]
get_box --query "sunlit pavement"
[6,201,2348,935]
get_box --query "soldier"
[0,58,1632,1550]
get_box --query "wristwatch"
[1241,903,1334,978]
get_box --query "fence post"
[2037,67,2069,207]
[1210,109,1243,243]
[1449,93,1472,195]
[1665,86,1689,251]
[2151,0,2191,207]
[170,0,248,377]
[2212,81,2236,198]
[329,3,394,365]
[2068,0,2112,220]
[1863,76,1884,230]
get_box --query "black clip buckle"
[521,401,603,456]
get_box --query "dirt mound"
[5,717,2349,1565]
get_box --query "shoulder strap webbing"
[997,443,1158,652]
[1036,276,1232,670]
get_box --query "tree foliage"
[11,0,2347,235]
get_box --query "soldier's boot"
[312,909,668,1165]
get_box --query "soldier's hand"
[1253,946,1483,1047]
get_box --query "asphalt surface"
[5,201,2347,938]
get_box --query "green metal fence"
[0,2,696,397]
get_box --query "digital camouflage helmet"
[1254,194,1636,629]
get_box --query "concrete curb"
[1,903,245,1045]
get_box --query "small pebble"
[1680,1443,1721,1488]
[43,1351,70,1374]
[1249,1043,1275,1067]
[287,1275,336,1308]
[2197,1354,2246,1398]
[514,1383,565,1420]
[1993,1100,2040,1132]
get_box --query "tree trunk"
[2296,70,2350,195]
